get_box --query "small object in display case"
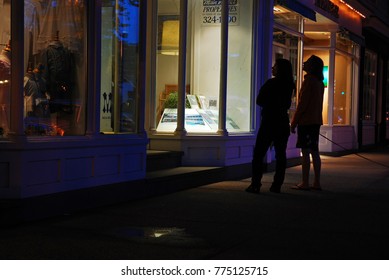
[208,96,218,110]
[197,95,208,109]
[187,94,199,109]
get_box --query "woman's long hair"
[275,58,295,87]
[306,55,324,81]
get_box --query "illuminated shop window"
[23,0,87,136]
[303,31,358,126]
[225,0,253,132]
[273,5,301,33]
[100,0,140,134]
[334,53,352,125]
[0,0,10,138]
[156,0,254,133]
[304,32,330,47]
[155,0,180,129]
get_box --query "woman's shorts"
[296,125,321,151]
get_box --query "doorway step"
[146,150,184,172]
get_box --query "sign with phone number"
[201,0,239,26]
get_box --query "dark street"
[0,149,388,260]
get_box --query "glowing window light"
[161,20,180,56]
[323,66,329,88]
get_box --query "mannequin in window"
[40,32,74,114]
[0,43,11,100]
[24,63,50,118]
[0,42,11,135]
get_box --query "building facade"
[0,0,388,199]
[352,0,389,147]
[0,1,148,198]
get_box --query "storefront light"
[161,20,179,56]
[339,0,365,18]
[273,7,282,13]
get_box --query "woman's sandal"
[245,184,260,194]
[291,183,310,191]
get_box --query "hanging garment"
[0,49,11,134]
[25,0,46,71]
[0,49,11,105]
[24,70,50,118]
[36,0,83,52]
[41,40,74,113]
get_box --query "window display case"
[22,0,87,136]
[0,2,10,138]
[0,1,147,199]
[154,0,253,134]
[100,0,140,134]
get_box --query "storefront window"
[274,5,301,33]
[156,0,254,133]
[336,33,353,53]
[155,0,180,131]
[334,52,352,124]
[100,0,140,134]
[0,1,10,138]
[363,50,377,122]
[226,0,253,132]
[303,31,358,126]
[24,0,87,136]
[304,32,330,47]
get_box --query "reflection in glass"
[274,5,301,32]
[24,0,87,136]
[101,0,140,133]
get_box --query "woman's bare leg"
[300,148,311,188]
[311,150,321,187]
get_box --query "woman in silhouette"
[291,55,325,191]
[246,58,295,194]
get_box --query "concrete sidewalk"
[0,149,388,259]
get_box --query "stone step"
[146,150,184,172]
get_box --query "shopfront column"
[327,32,336,126]
[217,0,228,136]
[9,0,24,137]
[175,0,188,136]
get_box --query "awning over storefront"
[277,0,317,21]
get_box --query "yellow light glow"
[161,20,179,56]
[339,0,366,18]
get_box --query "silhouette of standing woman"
[246,59,295,194]
[291,55,325,191]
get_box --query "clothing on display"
[41,40,74,113]
[1,0,85,136]
[0,46,11,135]
[0,0,10,49]
[25,0,46,71]
[36,0,83,53]
[24,65,50,118]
